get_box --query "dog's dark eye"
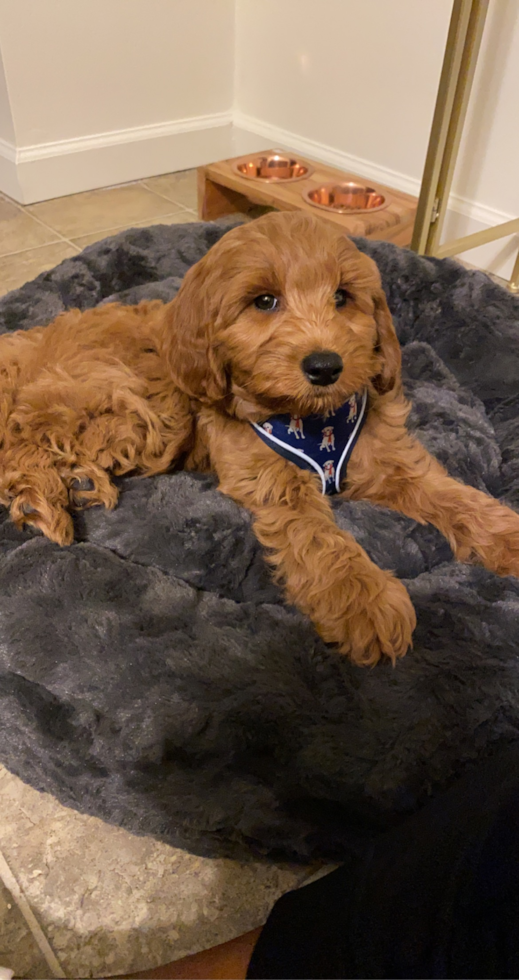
[334,288,349,308]
[254,294,278,312]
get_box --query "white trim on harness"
[334,388,368,492]
[251,421,327,492]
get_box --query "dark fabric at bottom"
[248,745,519,979]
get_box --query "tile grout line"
[132,178,193,211]
[30,207,191,244]
[0,845,66,978]
[1,191,76,252]
[0,241,77,261]
[65,209,195,245]
[139,180,197,212]
[0,210,198,260]
[1,180,197,257]
[41,202,194,245]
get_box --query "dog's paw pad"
[71,477,95,492]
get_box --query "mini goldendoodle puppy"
[1,211,518,664]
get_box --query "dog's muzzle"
[302,350,343,386]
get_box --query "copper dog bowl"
[304,181,390,214]
[232,152,313,182]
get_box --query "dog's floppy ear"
[372,288,402,395]
[161,253,228,403]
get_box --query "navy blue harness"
[251,389,368,495]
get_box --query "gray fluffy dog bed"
[0,218,518,860]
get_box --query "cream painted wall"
[0,47,21,199]
[0,0,235,145]
[234,0,519,278]
[0,0,236,202]
[0,47,14,144]
[235,0,453,187]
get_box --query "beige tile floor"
[0,170,201,298]
[0,169,324,977]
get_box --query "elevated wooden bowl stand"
[198,150,417,246]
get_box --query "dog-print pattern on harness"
[251,389,368,494]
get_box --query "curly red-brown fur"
[0,301,193,543]
[1,211,518,664]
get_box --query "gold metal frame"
[411,0,519,293]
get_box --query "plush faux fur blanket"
[0,219,518,859]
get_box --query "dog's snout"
[302,350,343,387]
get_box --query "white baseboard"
[234,111,519,280]
[233,110,422,198]
[0,111,234,204]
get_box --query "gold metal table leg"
[411,0,490,255]
[410,0,519,283]
[509,249,519,294]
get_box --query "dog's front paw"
[10,491,74,545]
[339,572,416,666]
[492,521,519,578]
[465,509,519,579]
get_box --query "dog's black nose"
[302,350,343,386]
